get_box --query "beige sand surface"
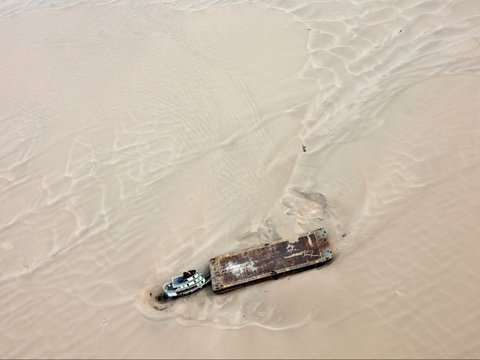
[1,0,480,358]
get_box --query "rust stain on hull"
[209,228,332,293]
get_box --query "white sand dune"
[1,0,480,358]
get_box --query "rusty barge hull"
[209,228,332,294]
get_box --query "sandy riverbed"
[1,0,480,358]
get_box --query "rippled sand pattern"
[1,0,480,358]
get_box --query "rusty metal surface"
[209,228,332,293]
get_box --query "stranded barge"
[209,228,332,293]
[160,228,332,299]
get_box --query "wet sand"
[1,0,480,358]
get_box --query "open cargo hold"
[209,228,332,293]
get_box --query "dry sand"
[1,0,480,358]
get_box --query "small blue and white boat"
[162,270,210,298]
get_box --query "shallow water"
[1,0,480,358]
